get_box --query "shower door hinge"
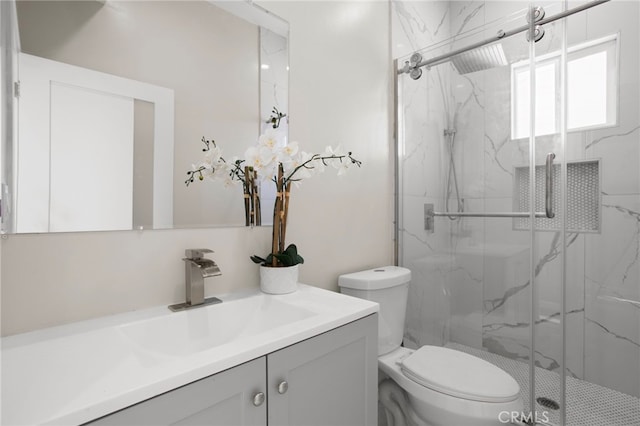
[13,81,20,98]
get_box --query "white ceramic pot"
[259,264,299,294]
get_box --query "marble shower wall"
[578,0,640,398]
[395,0,639,398]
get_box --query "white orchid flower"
[208,145,223,163]
[258,128,284,152]
[336,157,352,176]
[280,140,299,159]
[245,145,278,180]
[278,142,300,173]
[283,150,315,183]
[299,151,322,176]
[212,160,232,180]
[323,145,347,170]
[323,144,344,158]
[220,174,237,188]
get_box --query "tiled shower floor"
[448,343,640,426]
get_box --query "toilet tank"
[338,266,411,355]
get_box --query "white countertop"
[1,285,378,425]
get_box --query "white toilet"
[339,266,523,426]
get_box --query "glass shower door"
[553,1,640,425]
[503,2,639,424]
[525,4,567,424]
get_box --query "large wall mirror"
[1,0,288,233]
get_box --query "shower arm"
[398,0,610,75]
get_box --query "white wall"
[0,0,393,336]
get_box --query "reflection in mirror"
[5,0,288,233]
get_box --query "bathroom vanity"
[1,285,378,425]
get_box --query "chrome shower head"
[450,42,508,75]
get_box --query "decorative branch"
[252,168,261,226]
[266,107,287,129]
[284,152,362,184]
[243,166,252,226]
[185,137,248,186]
[280,180,291,254]
[185,166,208,186]
[186,136,259,227]
[271,165,284,266]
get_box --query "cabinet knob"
[252,392,265,407]
[277,381,289,394]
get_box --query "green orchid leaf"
[274,253,294,266]
[252,244,304,267]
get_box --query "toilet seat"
[400,346,520,403]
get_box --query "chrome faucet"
[169,249,222,312]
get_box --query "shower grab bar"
[427,210,548,219]
[398,0,610,75]
[425,152,556,227]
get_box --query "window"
[511,34,618,139]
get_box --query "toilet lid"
[400,346,520,403]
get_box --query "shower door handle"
[545,152,555,219]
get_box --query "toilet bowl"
[339,266,523,426]
[379,346,522,425]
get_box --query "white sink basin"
[119,294,315,356]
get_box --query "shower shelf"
[513,159,601,233]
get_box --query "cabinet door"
[88,357,266,426]
[267,314,378,426]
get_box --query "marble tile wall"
[395,0,639,398]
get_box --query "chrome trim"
[169,248,222,311]
[168,296,222,312]
[393,58,400,265]
[545,152,556,218]
[426,207,548,219]
[397,0,610,75]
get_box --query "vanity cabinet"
[87,314,377,426]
